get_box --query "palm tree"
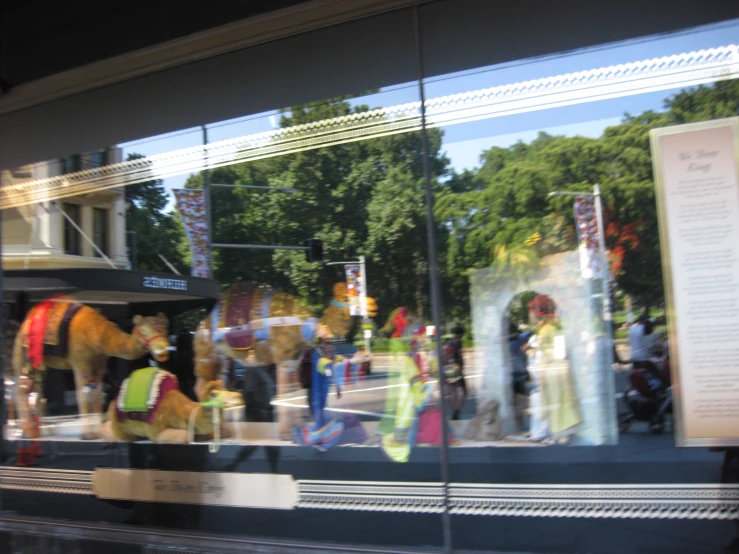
[489,241,541,283]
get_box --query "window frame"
[62,202,82,256]
[92,207,109,258]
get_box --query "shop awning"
[2,268,220,315]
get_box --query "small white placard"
[553,335,566,360]
[93,469,298,509]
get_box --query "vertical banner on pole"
[574,196,604,279]
[345,264,365,317]
[174,189,211,278]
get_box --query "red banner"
[174,189,210,278]
[574,196,603,279]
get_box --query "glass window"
[421,16,739,554]
[62,203,81,255]
[3,11,739,554]
[93,208,108,257]
[89,150,107,169]
[1,82,447,551]
[60,154,81,174]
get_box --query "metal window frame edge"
[0,514,444,554]
[0,0,433,117]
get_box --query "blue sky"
[120,18,739,210]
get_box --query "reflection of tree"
[184,97,449,326]
[508,291,539,326]
[490,242,541,283]
[125,153,187,273]
[161,79,739,326]
[439,79,739,309]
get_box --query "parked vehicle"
[328,340,372,377]
[618,347,672,434]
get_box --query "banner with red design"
[345,264,364,317]
[574,196,603,279]
[174,189,210,278]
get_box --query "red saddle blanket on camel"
[22,295,83,369]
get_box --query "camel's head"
[132,313,171,363]
[198,380,244,408]
[324,282,378,337]
[333,282,350,306]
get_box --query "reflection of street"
[269,342,650,439]
[6,343,651,445]
[274,369,484,421]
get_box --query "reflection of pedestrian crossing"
[273,372,485,420]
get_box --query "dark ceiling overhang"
[3,268,220,316]
[0,0,431,117]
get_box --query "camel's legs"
[276,359,302,439]
[11,333,38,438]
[155,429,190,443]
[100,421,121,442]
[73,363,103,440]
[13,371,40,439]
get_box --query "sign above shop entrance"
[142,276,188,291]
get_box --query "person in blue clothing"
[293,326,344,451]
[508,321,532,431]
[508,323,532,393]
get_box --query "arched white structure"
[470,251,618,445]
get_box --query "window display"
[2,10,739,553]
[12,298,170,440]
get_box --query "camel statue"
[103,329,244,446]
[103,366,243,446]
[321,282,378,339]
[12,295,171,440]
[193,282,377,437]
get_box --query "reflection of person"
[223,340,280,473]
[509,323,532,395]
[172,331,196,401]
[627,313,649,366]
[628,312,668,393]
[447,324,467,419]
[526,314,582,443]
[508,322,532,432]
[377,311,452,462]
[292,325,345,451]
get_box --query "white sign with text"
[93,469,298,509]
[651,117,739,446]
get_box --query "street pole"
[415,7,452,554]
[593,183,612,333]
[360,255,371,355]
[326,258,372,352]
[202,125,213,280]
[550,184,617,442]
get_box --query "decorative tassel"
[148,371,168,409]
[117,378,130,411]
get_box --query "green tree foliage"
[124,153,187,273]
[183,99,449,321]
[170,79,738,322]
[437,79,739,308]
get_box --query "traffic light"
[306,238,323,262]
[366,297,378,318]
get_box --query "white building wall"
[1,149,129,270]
